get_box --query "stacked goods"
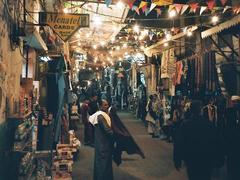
[14,115,34,151]
[52,131,80,180]
[19,152,34,176]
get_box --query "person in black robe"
[174,100,223,180]
[108,106,145,166]
[224,96,240,180]
[89,100,114,180]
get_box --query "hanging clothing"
[202,104,218,126]
[108,107,145,166]
[90,111,114,180]
[160,48,176,96]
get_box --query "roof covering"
[144,26,198,56]
[201,14,240,39]
[67,1,129,53]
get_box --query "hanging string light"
[169,9,177,18]
[164,42,169,47]
[93,45,98,49]
[63,8,69,13]
[133,25,140,34]
[116,1,125,8]
[211,15,219,24]
[123,43,127,48]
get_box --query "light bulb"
[133,25,140,34]
[123,43,127,48]
[117,1,124,8]
[187,31,193,37]
[63,8,69,13]
[93,16,102,26]
[212,15,219,24]
[164,42,169,47]
[169,10,176,18]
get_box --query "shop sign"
[39,12,89,42]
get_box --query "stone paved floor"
[72,111,187,180]
[72,111,227,180]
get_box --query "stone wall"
[0,1,23,124]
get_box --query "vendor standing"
[89,99,114,180]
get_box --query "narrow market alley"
[72,111,188,180]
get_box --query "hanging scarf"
[89,110,111,127]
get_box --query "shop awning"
[23,30,48,51]
[144,26,198,57]
[201,14,240,39]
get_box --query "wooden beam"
[218,34,239,57]
[209,36,232,61]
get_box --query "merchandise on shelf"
[19,152,34,176]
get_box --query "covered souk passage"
[72,111,228,180]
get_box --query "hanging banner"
[39,12,90,42]
[152,0,173,6]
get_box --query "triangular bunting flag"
[206,0,216,10]
[145,8,150,16]
[105,0,112,7]
[189,3,199,13]
[142,5,148,12]
[132,5,137,10]
[135,7,140,15]
[149,3,157,13]
[156,8,162,17]
[128,3,133,9]
[200,6,207,15]
[223,6,231,13]
[238,7,240,14]
[127,0,136,9]
[220,0,228,6]
[181,5,189,15]
[233,6,240,14]
[174,4,183,14]
[152,0,173,6]
[139,1,148,10]
[168,5,175,12]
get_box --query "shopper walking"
[80,97,94,146]
[174,100,222,180]
[224,96,240,180]
[145,94,159,138]
[89,100,114,180]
